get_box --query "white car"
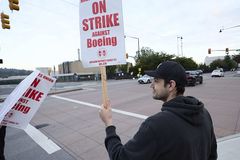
[211,69,224,77]
[236,68,240,75]
[138,75,152,84]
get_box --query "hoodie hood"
[161,96,204,126]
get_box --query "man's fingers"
[102,100,111,109]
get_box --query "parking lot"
[3,72,240,159]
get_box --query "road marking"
[24,124,61,154]
[51,95,148,120]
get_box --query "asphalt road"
[2,72,240,159]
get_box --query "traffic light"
[208,48,211,54]
[9,0,20,11]
[126,53,128,59]
[0,59,3,64]
[225,48,229,54]
[1,13,10,29]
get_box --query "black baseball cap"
[145,61,187,86]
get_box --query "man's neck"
[165,93,183,102]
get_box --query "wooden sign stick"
[100,66,108,109]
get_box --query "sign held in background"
[0,70,56,129]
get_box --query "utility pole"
[124,35,140,56]
[77,48,80,61]
[181,37,183,57]
[177,37,179,56]
[177,36,183,56]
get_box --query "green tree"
[209,59,225,70]
[129,47,199,76]
[106,63,132,79]
[134,47,174,74]
[224,55,237,70]
[117,64,128,73]
[232,54,240,64]
[106,65,117,76]
[106,65,117,74]
[198,63,211,73]
[173,57,198,70]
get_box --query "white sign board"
[79,0,126,67]
[0,70,56,129]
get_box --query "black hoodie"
[105,96,217,160]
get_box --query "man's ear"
[168,80,176,91]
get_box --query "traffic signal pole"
[208,48,240,55]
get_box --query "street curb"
[217,133,240,143]
[48,88,83,95]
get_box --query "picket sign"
[79,0,126,106]
[0,70,56,129]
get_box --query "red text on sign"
[23,88,44,102]
[87,36,117,48]
[92,0,106,14]
[31,78,41,88]
[18,98,29,104]
[81,0,89,3]
[92,30,110,37]
[82,13,119,31]
[12,102,30,114]
[43,75,54,83]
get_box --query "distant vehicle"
[138,75,152,84]
[218,68,224,72]
[186,71,203,86]
[211,69,224,77]
[236,68,240,75]
[195,69,203,74]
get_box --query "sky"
[0,0,240,70]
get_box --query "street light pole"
[181,37,183,57]
[177,36,183,57]
[219,24,240,33]
[77,48,80,61]
[177,37,179,56]
[124,35,140,56]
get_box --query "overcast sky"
[0,0,240,70]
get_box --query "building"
[58,60,100,81]
[58,60,100,75]
[36,67,52,75]
[204,56,225,65]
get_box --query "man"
[99,61,217,160]
[0,126,6,160]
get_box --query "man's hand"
[99,100,113,127]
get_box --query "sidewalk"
[4,126,240,160]
[217,133,240,160]
[5,127,76,160]
[2,80,240,159]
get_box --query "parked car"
[236,68,240,75]
[211,69,224,77]
[138,75,152,84]
[195,69,203,74]
[186,71,203,86]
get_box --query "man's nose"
[150,82,154,88]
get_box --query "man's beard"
[152,90,169,102]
